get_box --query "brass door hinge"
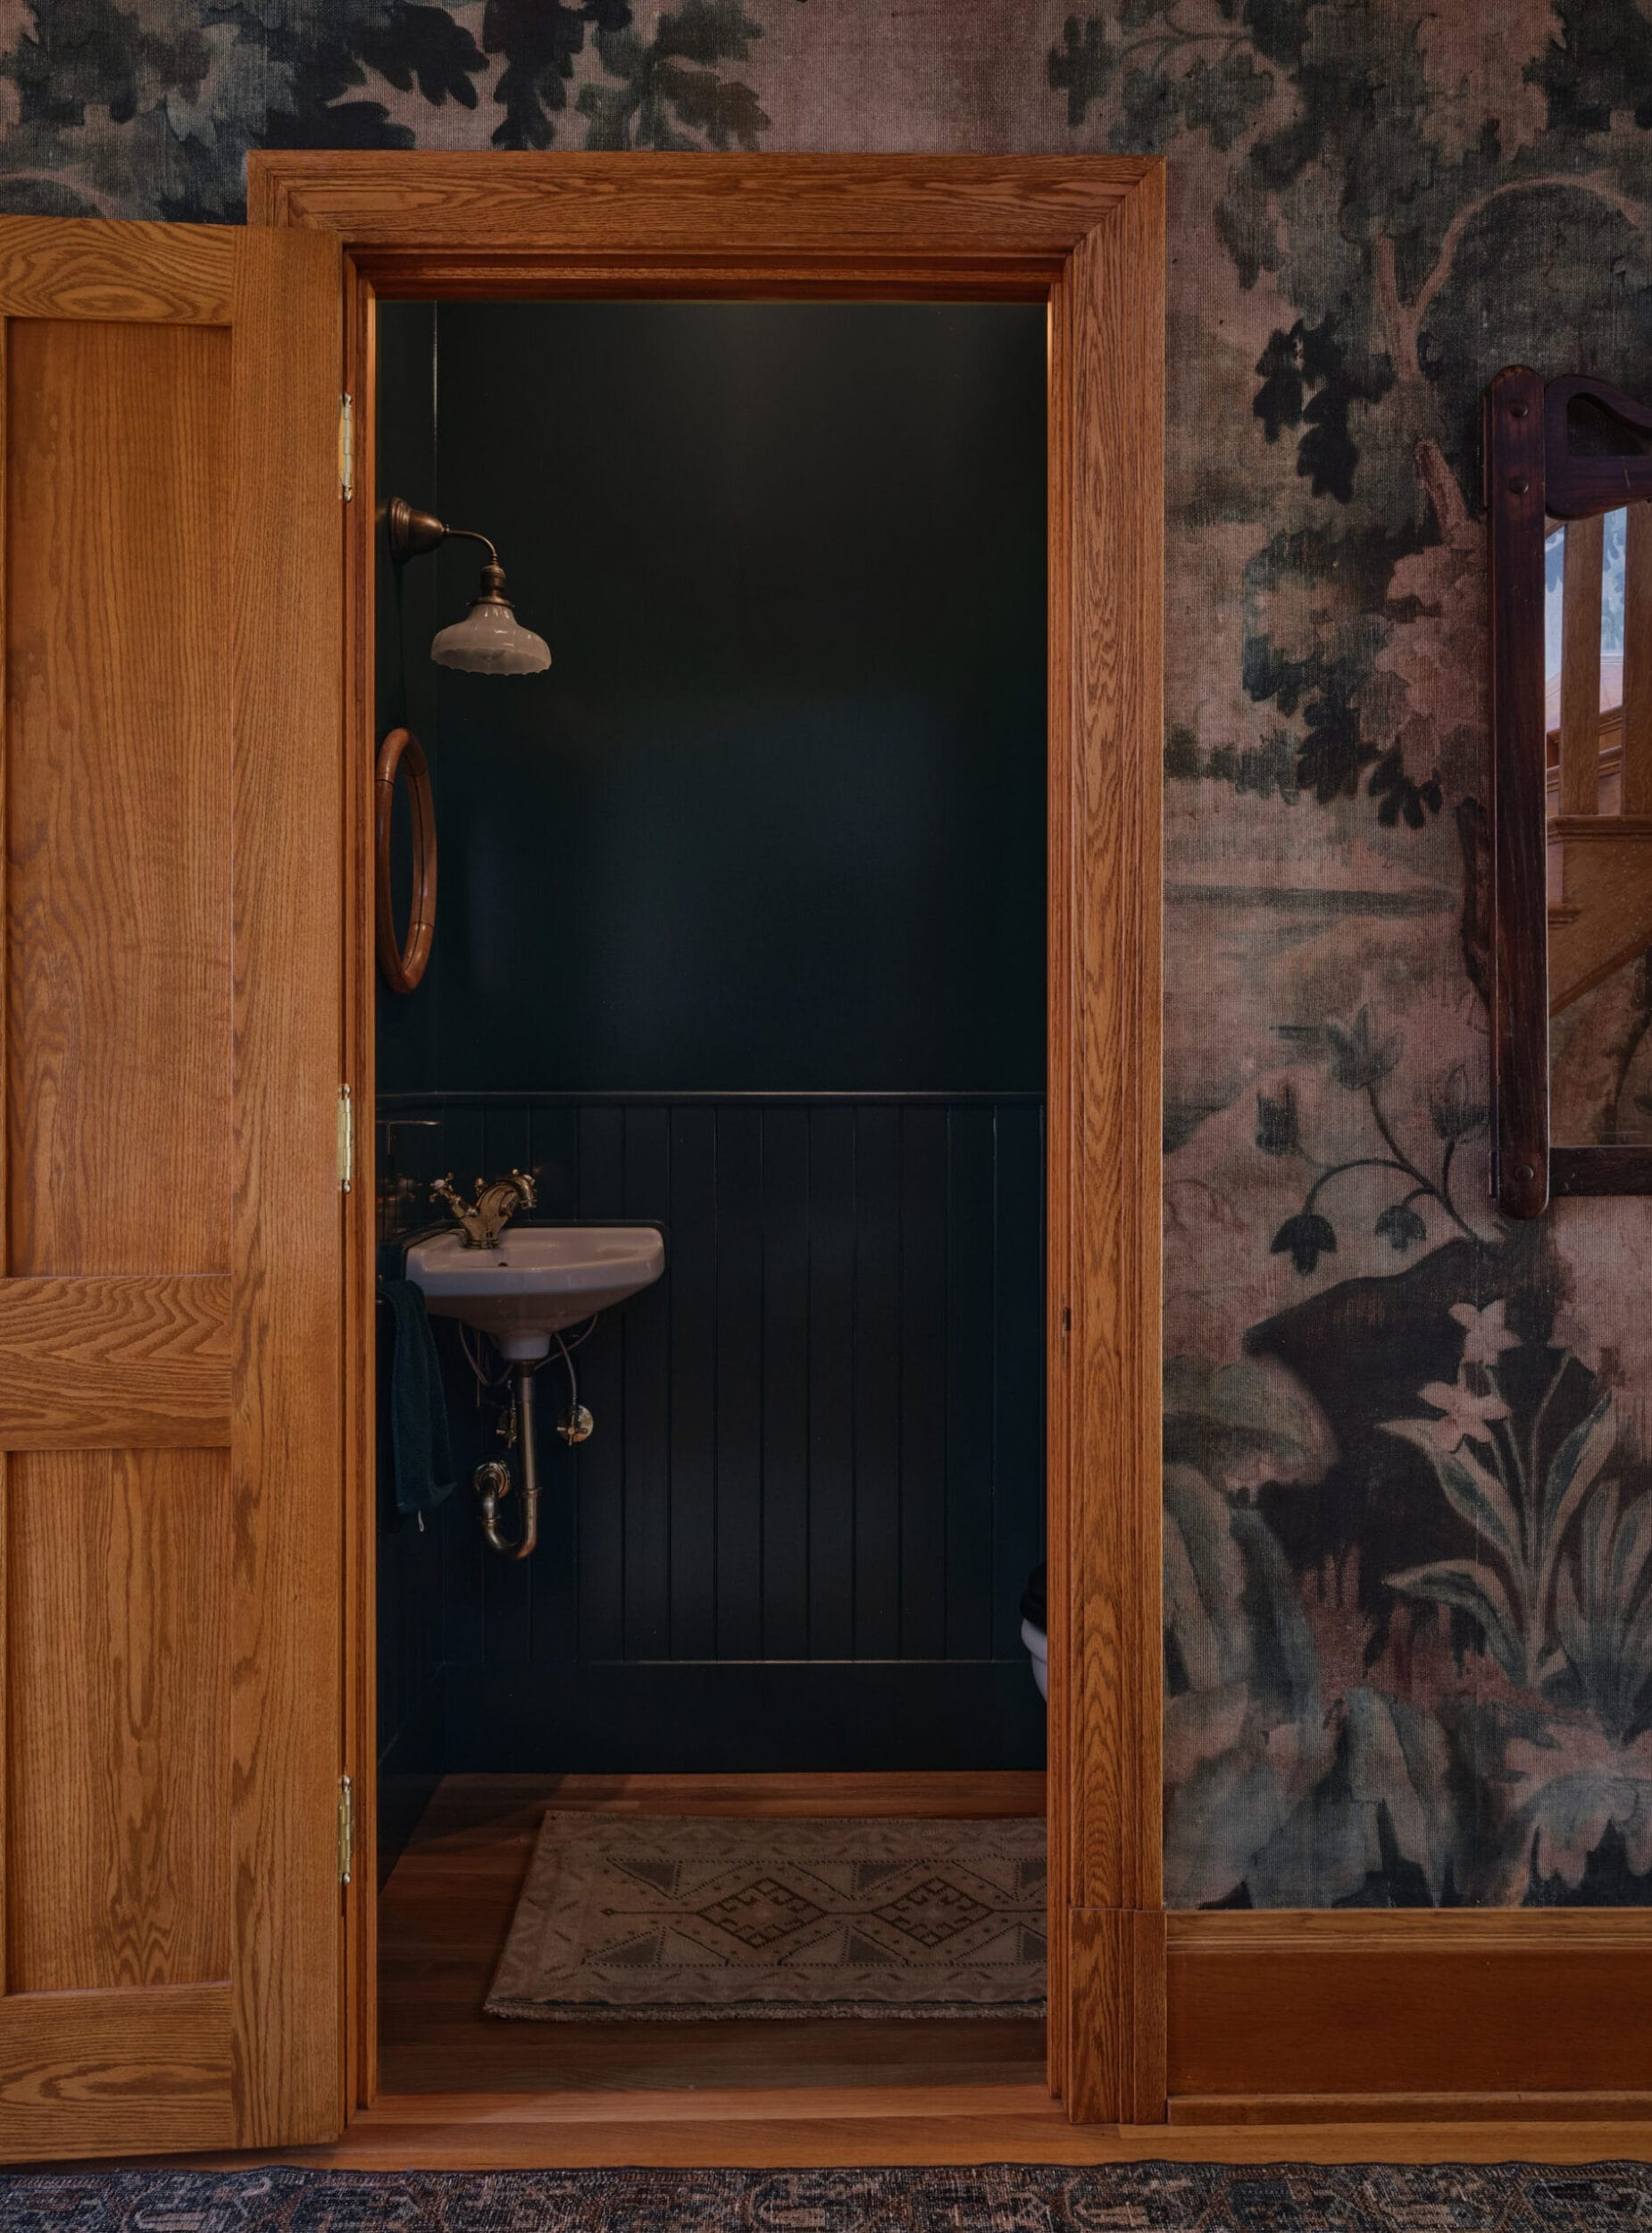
[338,1773,355,1885]
[338,392,355,502]
[338,1083,354,1193]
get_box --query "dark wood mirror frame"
[1487,366,1652,1216]
[373,724,436,993]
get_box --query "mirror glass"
[1545,499,1652,1148]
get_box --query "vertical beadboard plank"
[945,1101,997,1660]
[480,1101,533,1672]
[574,1105,625,1663]
[622,1104,672,1660]
[529,1102,580,1223]
[530,1102,580,1667]
[851,1104,902,1659]
[993,1100,1047,1661]
[713,1104,763,1659]
[898,1104,948,1661]
[805,1105,856,1660]
[759,1105,810,1659]
[436,1101,485,1678]
[440,1101,486,1207]
[667,1105,718,1661]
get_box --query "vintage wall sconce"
[376,498,550,992]
[385,495,552,674]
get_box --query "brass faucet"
[430,1168,537,1249]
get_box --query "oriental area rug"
[485,1811,1047,2021]
[4,2164,1651,2230]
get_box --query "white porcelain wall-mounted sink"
[405,1224,664,1359]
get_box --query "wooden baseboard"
[1170,2093,1652,2126]
[1064,1908,1165,2124]
[1168,1910,1652,2104]
[185,2087,1652,2168]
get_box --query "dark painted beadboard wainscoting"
[378,1091,1046,1779]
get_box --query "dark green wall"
[378,298,1046,1096]
[375,299,1049,1781]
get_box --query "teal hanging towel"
[379,1277,457,1516]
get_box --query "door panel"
[10,1446,230,1994]
[0,216,344,2158]
[6,317,230,1279]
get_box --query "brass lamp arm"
[385,495,499,570]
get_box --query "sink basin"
[405,1224,664,1359]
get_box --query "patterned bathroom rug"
[5,2163,1652,2230]
[485,1811,1047,2020]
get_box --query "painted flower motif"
[1450,1299,1521,1367]
[1324,1006,1402,1091]
[1374,1200,1427,1252]
[1419,1376,1510,1453]
[1271,1210,1337,1275]
[1255,1082,1301,1157]
[1429,1062,1488,1142]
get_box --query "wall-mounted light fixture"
[386,496,551,675]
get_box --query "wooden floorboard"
[150,1772,1652,2167]
[268,2097,1652,2169]
[377,1771,1051,2098]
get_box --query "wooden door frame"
[249,151,1166,2129]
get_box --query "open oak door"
[0,217,346,2158]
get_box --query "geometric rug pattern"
[486,1811,1047,2020]
[5,2163,1652,2230]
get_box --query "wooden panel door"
[0,217,345,2158]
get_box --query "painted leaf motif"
[1526,1772,1644,1892]
[1563,1487,1652,1738]
[1384,1558,1523,1683]
[1381,1416,1522,1569]
[1544,1392,1617,1550]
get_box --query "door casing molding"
[251,150,1166,2129]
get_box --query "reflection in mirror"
[1545,502,1652,1147]
[1486,367,1652,1211]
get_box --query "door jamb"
[250,150,1165,2129]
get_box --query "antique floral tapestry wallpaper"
[6,0,1652,1909]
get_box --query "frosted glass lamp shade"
[431,596,551,675]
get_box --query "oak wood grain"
[267,150,1167,2134]
[0,1983,231,2162]
[1052,167,1166,2123]
[1169,2091,1652,2125]
[344,252,379,2117]
[0,218,233,324]
[247,154,1146,262]
[1167,1910,1652,2100]
[226,225,346,2152]
[1065,1908,1165,2127]
[5,316,229,1278]
[0,1275,228,1447]
[0,213,346,2165]
[8,1447,229,1992]
[1169,1905,1652,1948]
[1042,257,1073,2112]
[243,2094,1652,2170]
[1060,171,1164,1925]
[355,255,1061,304]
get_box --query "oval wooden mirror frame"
[375,726,436,994]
